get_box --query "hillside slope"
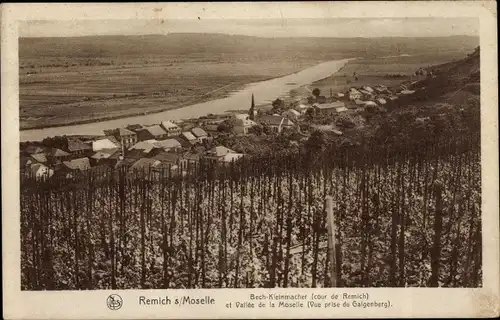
[20,34,479,60]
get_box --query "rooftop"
[62,157,91,171]
[206,146,237,158]
[154,139,182,149]
[191,127,208,138]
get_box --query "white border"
[2,2,499,319]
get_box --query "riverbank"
[20,58,351,142]
[20,59,326,131]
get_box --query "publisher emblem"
[107,294,123,311]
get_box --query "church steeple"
[249,93,255,120]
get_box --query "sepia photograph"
[18,15,483,290]
[2,2,499,319]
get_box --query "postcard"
[2,1,498,319]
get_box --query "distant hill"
[19,33,479,60]
[405,46,480,105]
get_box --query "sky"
[20,18,479,38]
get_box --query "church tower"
[249,93,255,120]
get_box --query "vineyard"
[20,135,481,290]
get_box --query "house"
[314,101,347,117]
[374,85,389,93]
[104,128,137,149]
[233,117,257,135]
[282,109,301,121]
[20,155,36,168]
[129,140,159,153]
[203,124,220,134]
[92,137,118,151]
[152,152,190,171]
[129,158,164,175]
[204,146,243,163]
[181,131,197,145]
[153,139,182,152]
[336,93,345,98]
[348,89,362,101]
[334,107,348,113]
[48,148,71,163]
[90,148,119,166]
[30,163,54,180]
[31,153,48,163]
[191,127,209,143]
[182,152,201,165]
[136,125,168,141]
[220,152,244,163]
[294,104,310,114]
[258,115,295,134]
[160,121,181,137]
[377,98,387,105]
[62,157,91,171]
[67,138,92,155]
[364,101,378,107]
[360,89,375,99]
[362,86,374,93]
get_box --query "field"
[21,137,481,289]
[19,34,478,130]
[304,52,471,97]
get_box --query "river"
[20,58,352,142]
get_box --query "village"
[20,80,419,181]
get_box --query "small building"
[181,131,197,145]
[377,98,387,105]
[204,146,244,164]
[90,148,119,166]
[129,158,163,174]
[129,140,159,153]
[282,109,301,121]
[191,127,209,143]
[153,139,182,152]
[294,104,310,114]
[136,125,168,141]
[67,138,92,155]
[314,101,347,117]
[160,121,181,137]
[30,163,54,180]
[348,90,362,101]
[233,117,257,135]
[104,128,137,149]
[362,86,374,93]
[48,148,71,163]
[31,153,48,164]
[374,85,389,93]
[364,101,378,107]
[62,157,91,172]
[336,93,345,98]
[203,124,220,134]
[92,137,118,152]
[258,115,295,134]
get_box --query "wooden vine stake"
[326,196,337,287]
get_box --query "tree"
[217,120,234,133]
[305,130,327,153]
[248,124,263,136]
[305,108,315,121]
[312,88,321,97]
[271,98,285,113]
